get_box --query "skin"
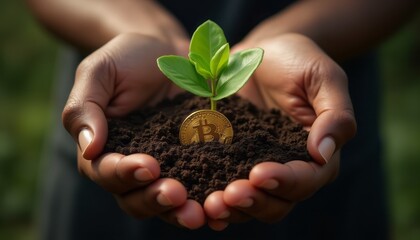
[206,34,352,229]
[27,0,419,231]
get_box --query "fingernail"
[212,220,229,231]
[157,193,172,206]
[318,136,336,163]
[134,168,154,182]
[217,210,231,219]
[260,179,279,190]
[177,218,190,229]
[78,128,93,154]
[237,198,253,208]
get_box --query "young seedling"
[157,20,264,111]
[157,20,263,145]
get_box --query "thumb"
[62,56,114,160]
[306,67,357,165]
[307,108,356,165]
[62,101,108,160]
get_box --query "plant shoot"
[157,20,264,110]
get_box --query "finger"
[204,191,231,220]
[78,153,161,194]
[249,34,356,164]
[62,53,115,160]
[115,178,187,219]
[116,154,160,184]
[204,190,252,224]
[223,180,295,223]
[249,156,339,201]
[207,219,230,231]
[306,62,357,164]
[160,200,206,229]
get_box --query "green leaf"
[189,20,227,79]
[210,43,230,79]
[214,48,264,100]
[157,56,212,97]
[188,52,212,79]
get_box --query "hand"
[204,33,356,230]
[62,33,206,229]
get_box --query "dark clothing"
[38,1,389,239]
[159,0,293,45]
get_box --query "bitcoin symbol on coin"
[179,110,233,145]
[193,119,220,143]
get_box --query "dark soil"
[104,93,311,204]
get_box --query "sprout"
[157,20,263,110]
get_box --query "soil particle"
[104,93,311,204]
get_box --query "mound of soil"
[104,93,311,204]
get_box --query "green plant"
[157,20,264,110]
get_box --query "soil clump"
[104,93,311,204]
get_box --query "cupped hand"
[204,33,356,230]
[62,33,205,229]
[63,33,187,160]
[77,151,205,229]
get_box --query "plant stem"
[210,99,217,110]
[210,79,217,111]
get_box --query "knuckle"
[62,51,115,137]
[323,58,347,80]
[310,57,348,87]
[335,109,357,143]
[76,50,115,82]
[341,109,357,137]
[62,96,84,136]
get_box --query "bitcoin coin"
[179,110,234,145]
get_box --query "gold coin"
[179,110,233,145]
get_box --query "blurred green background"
[0,1,419,240]
[0,1,57,240]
